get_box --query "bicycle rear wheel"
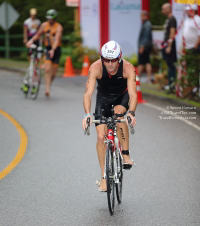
[116,145,123,204]
[106,144,115,215]
[31,67,41,100]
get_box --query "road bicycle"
[85,106,135,215]
[21,44,44,99]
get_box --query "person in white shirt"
[23,8,41,47]
[21,8,41,95]
[183,4,200,52]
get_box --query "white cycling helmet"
[100,40,122,62]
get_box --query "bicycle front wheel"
[31,67,41,100]
[106,144,115,215]
[116,148,123,204]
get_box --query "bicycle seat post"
[101,109,105,119]
[111,105,114,118]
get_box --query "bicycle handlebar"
[84,106,135,136]
[30,44,37,49]
[29,45,46,53]
[92,118,126,124]
[84,117,135,136]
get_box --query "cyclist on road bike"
[26,9,63,97]
[21,8,41,95]
[23,8,41,48]
[82,40,137,192]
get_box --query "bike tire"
[116,145,123,204]
[106,144,115,215]
[31,68,41,100]
[22,67,30,97]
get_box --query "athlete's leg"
[138,64,144,76]
[44,61,52,96]
[114,105,134,165]
[96,124,107,191]
[146,63,152,83]
[50,47,60,83]
[51,64,58,83]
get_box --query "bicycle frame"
[23,44,43,87]
[86,108,133,215]
[23,51,38,86]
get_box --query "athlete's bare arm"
[166,27,176,53]
[82,60,102,130]
[123,59,137,118]
[52,24,63,50]
[26,22,45,48]
[23,26,28,44]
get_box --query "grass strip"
[141,88,200,107]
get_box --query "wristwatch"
[128,111,135,117]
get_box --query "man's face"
[103,58,119,74]
[162,6,167,16]
[141,13,147,22]
[48,19,54,25]
[186,9,195,17]
[30,14,36,20]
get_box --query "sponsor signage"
[66,0,79,7]
[110,0,141,56]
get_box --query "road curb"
[0,66,65,77]
[0,66,26,74]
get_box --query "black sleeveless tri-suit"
[95,60,129,125]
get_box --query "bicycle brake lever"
[84,117,91,136]
[127,116,135,135]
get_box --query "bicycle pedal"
[22,84,29,94]
[123,165,132,170]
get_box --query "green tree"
[150,0,169,26]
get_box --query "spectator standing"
[183,4,200,54]
[161,3,177,92]
[23,8,41,47]
[138,11,153,84]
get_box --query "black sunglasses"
[102,57,119,63]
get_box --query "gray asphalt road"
[0,69,200,226]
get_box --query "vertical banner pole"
[5,1,10,59]
[100,0,109,48]
[142,0,150,12]
[74,7,79,32]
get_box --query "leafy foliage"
[150,0,168,26]
[123,54,138,66]
[60,31,99,69]
[178,50,200,87]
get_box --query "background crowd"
[137,3,200,96]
